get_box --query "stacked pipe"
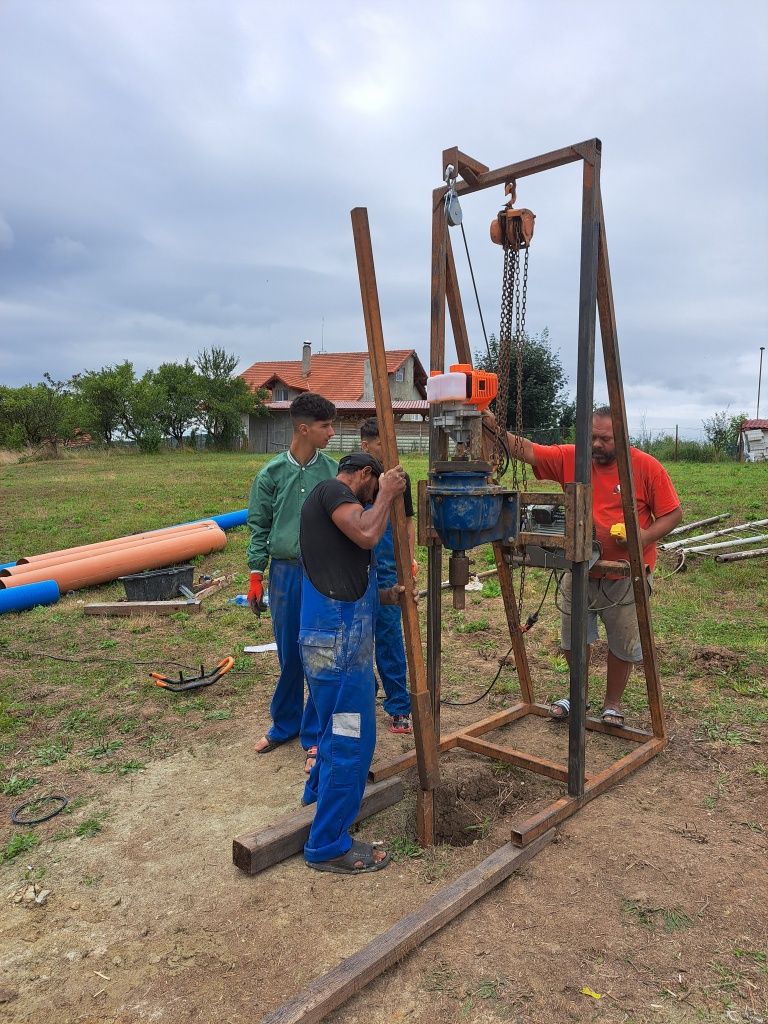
[0,507,248,615]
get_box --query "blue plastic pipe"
[0,579,60,615]
[209,509,248,531]
[0,561,17,570]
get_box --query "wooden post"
[596,191,667,742]
[351,209,441,818]
[567,144,600,798]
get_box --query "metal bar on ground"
[662,520,768,550]
[666,513,730,536]
[259,830,556,1024]
[714,546,768,563]
[456,735,572,783]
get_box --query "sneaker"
[389,714,413,735]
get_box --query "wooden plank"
[596,190,667,741]
[511,738,664,846]
[517,531,565,549]
[445,231,472,365]
[260,829,556,1024]
[417,479,439,547]
[492,543,535,703]
[351,208,440,799]
[369,704,532,782]
[527,703,652,743]
[415,788,434,849]
[232,778,404,876]
[84,600,202,616]
[564,482,593,563]
[456,735,570,783]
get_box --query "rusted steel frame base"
[232,778,404,876]
[369,703,532,782]
[527,702,653,743]
[511,737,665,847]
[259,829,556,1024]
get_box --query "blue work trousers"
[300,567,378,864]
[374,573,411,718]
[266,559,319,751]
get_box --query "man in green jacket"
[246,393,337,770]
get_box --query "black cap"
[338,452,384,477]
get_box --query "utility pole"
[758,346,765,418]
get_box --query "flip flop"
[549,698,570,722]
[303,746,318,773]
[254,735,287,754]
[306,839,390,875]
[601,707,625,727]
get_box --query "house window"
[395,369,405,382]
[273,386,288,401]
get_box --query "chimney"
[301,340,311,377]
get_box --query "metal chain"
[496,240,515,447]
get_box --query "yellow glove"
[610,523,627,541]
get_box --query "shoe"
[389,714,413,735]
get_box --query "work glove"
[411,559,419,579]
[247,571,267,616]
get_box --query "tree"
[195,346,266,449]
[476,328,573,439]
[153,361,202,445]
[70,362,135,445]
[119,370,163,452]
[0,375,78,455]
[702,408,746,459]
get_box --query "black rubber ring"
[11,795,69,825]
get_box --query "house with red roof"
[739,419,768,462]
[241,342,429,453]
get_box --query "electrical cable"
[459,221,491,361]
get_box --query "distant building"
[739,419,768,462]
[240,342,429,453]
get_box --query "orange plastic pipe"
[0,525,227,592]
[15,520,218,567]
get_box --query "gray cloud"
[0,0,766,431]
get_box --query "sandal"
[306,839,390,875]
[549,698,570,722]
[254,735,287,754]
[601,707,625,727]
[303,746,318,774]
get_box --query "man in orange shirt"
[497,407,682,726]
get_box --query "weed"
[622,900,692,932]
[84,739,124,758]
[465,815,492,839]
[99,638,119,649]
[81,874,103,886]
[389,836,424,861]
[733,947,767,965]
[117,760,146,776]
[481,579,501,598]
[170,612,190,623]
[748,762,768,779]
[1,775,39,797]
[115,717,139,734]
[1,832,40,863]
[422,960,457,993]
[34,737,72,766]
[61,709,103,736]
[455,616,490,634]
[75,813,108,838]
[203,709,232,721]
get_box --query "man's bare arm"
[482,412,537,467]
[331,468,406,549]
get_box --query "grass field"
[1,450,766,813]
[0,450,766,1023]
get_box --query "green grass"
[0,451,766,832]
[1,832,40,863]
[1,776,39,797]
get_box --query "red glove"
[248,571,265,615]
[411,559,419,579]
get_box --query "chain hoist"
[491,180,535,611]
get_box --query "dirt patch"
[693,645,742,672]
[433,755,525,846]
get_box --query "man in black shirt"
[299,451,408,874]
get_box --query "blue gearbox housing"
[427,466,519,552]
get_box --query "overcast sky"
[1,1,766,432]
